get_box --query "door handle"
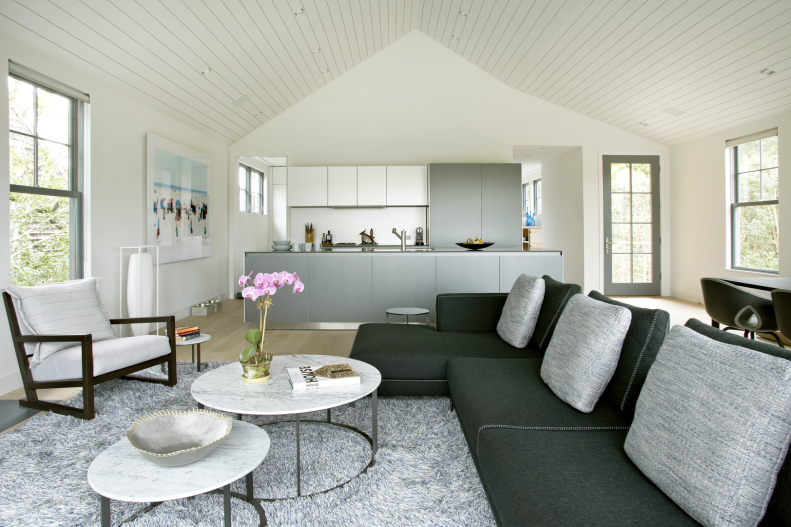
[605,237,613,255]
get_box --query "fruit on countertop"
[465,237,483,244]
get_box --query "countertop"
[246,246,562,254]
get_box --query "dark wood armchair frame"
[3,292,177,420]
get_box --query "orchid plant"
[238,271,305,364]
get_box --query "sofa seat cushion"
[476,428,699,527]
[448,357,630,461]
[30,335,171,382]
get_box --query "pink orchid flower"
[271,272,285,289]
[253,273,267,288]
[292,273,301,283]
[292,281,305,293]
[241,286,260,300]
[282,272,295,285]
[238,271,253,287]
[262,273,275,285]
[261,283,277,296]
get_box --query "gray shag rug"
[0,361,496,526]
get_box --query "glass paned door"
[603,155,660,295]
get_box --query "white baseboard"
[0,369,22,397]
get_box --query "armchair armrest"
[436,293,508,333]
[109,316,175,325]
[14,334,91,343]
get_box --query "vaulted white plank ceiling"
[1,0,789,145]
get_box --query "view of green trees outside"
[8,76,72,286]
[733,136,778,272]
[611,163,652,283]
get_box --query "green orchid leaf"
[244,329,262,345]
[240,345,255,362]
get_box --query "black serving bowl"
[455,242,495,250]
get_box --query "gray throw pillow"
[540,294,631,413]
[624,325,791,527]
[7,278,116,364]
[496,274,545,348]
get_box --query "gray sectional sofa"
[350,276,791,527]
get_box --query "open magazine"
[287,364,360,390]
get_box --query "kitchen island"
[244,247,563,327]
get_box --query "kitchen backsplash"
[289,207,427,246]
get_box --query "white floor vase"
[127,252,154,336]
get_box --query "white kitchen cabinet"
[327,166,357,206]
[357,166,387,206]
[287,167,327,207]
[386,166,428,206]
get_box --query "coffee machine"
[415,227,424,246]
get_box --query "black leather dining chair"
[771,289,791,347]
[700,278,784,347]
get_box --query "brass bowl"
[127,409,233,467]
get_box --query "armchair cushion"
[7,278,115,364]
[29,335,171,382]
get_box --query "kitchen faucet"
[392,228,406,251]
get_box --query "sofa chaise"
[350,276,791,527]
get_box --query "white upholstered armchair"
[3,278,177,420]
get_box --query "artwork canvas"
[146,133,211,264]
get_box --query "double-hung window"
[534,179,542,216]
[8,69,86,286]
[239,165,265,214]
[729,129,779,273]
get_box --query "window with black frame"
[522,182,531,215]
[239,164,265,214]
[534,179,542,216]
[8,72,85,286]
[729,129,778,273]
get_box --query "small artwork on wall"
[146,132,212,264]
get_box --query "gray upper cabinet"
[481,163,522,246]
[429,164,481,247]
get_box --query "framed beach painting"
[146,133,211,264]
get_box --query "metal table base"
[198,388,378,500]
[192,342,203,372]
[99,471,266,527]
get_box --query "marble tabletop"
[87,421,269,503]
[190,355,382,416]
[175,334,211,347]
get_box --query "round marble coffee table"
[176,333,211,372]
[88,420,269,527]
[190,354,381,498]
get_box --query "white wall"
[0,34,230,394]
[289,207,427,246]
[670,110,791,303]
[542,148,584,286]
[229,30,669,294]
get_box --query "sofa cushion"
[625,325,791,527]
[7,278,116,364]
[589,291,670,415]
[541,295,632,413]
[447,357,630,462]
[686,317,791,527]
[30,335,171,382]
[497,274,545,348]
[530,275,582,350]
[476,428,700,527]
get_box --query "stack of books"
[174,326,201,342]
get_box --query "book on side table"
[287,364,360,390]
[172,326,201,342]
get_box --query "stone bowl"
[272,240,291,246]
[127,409,233,467]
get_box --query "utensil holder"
[305,229,315,244]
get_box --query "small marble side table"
[177,334,211,372]
[88,420,269,527]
